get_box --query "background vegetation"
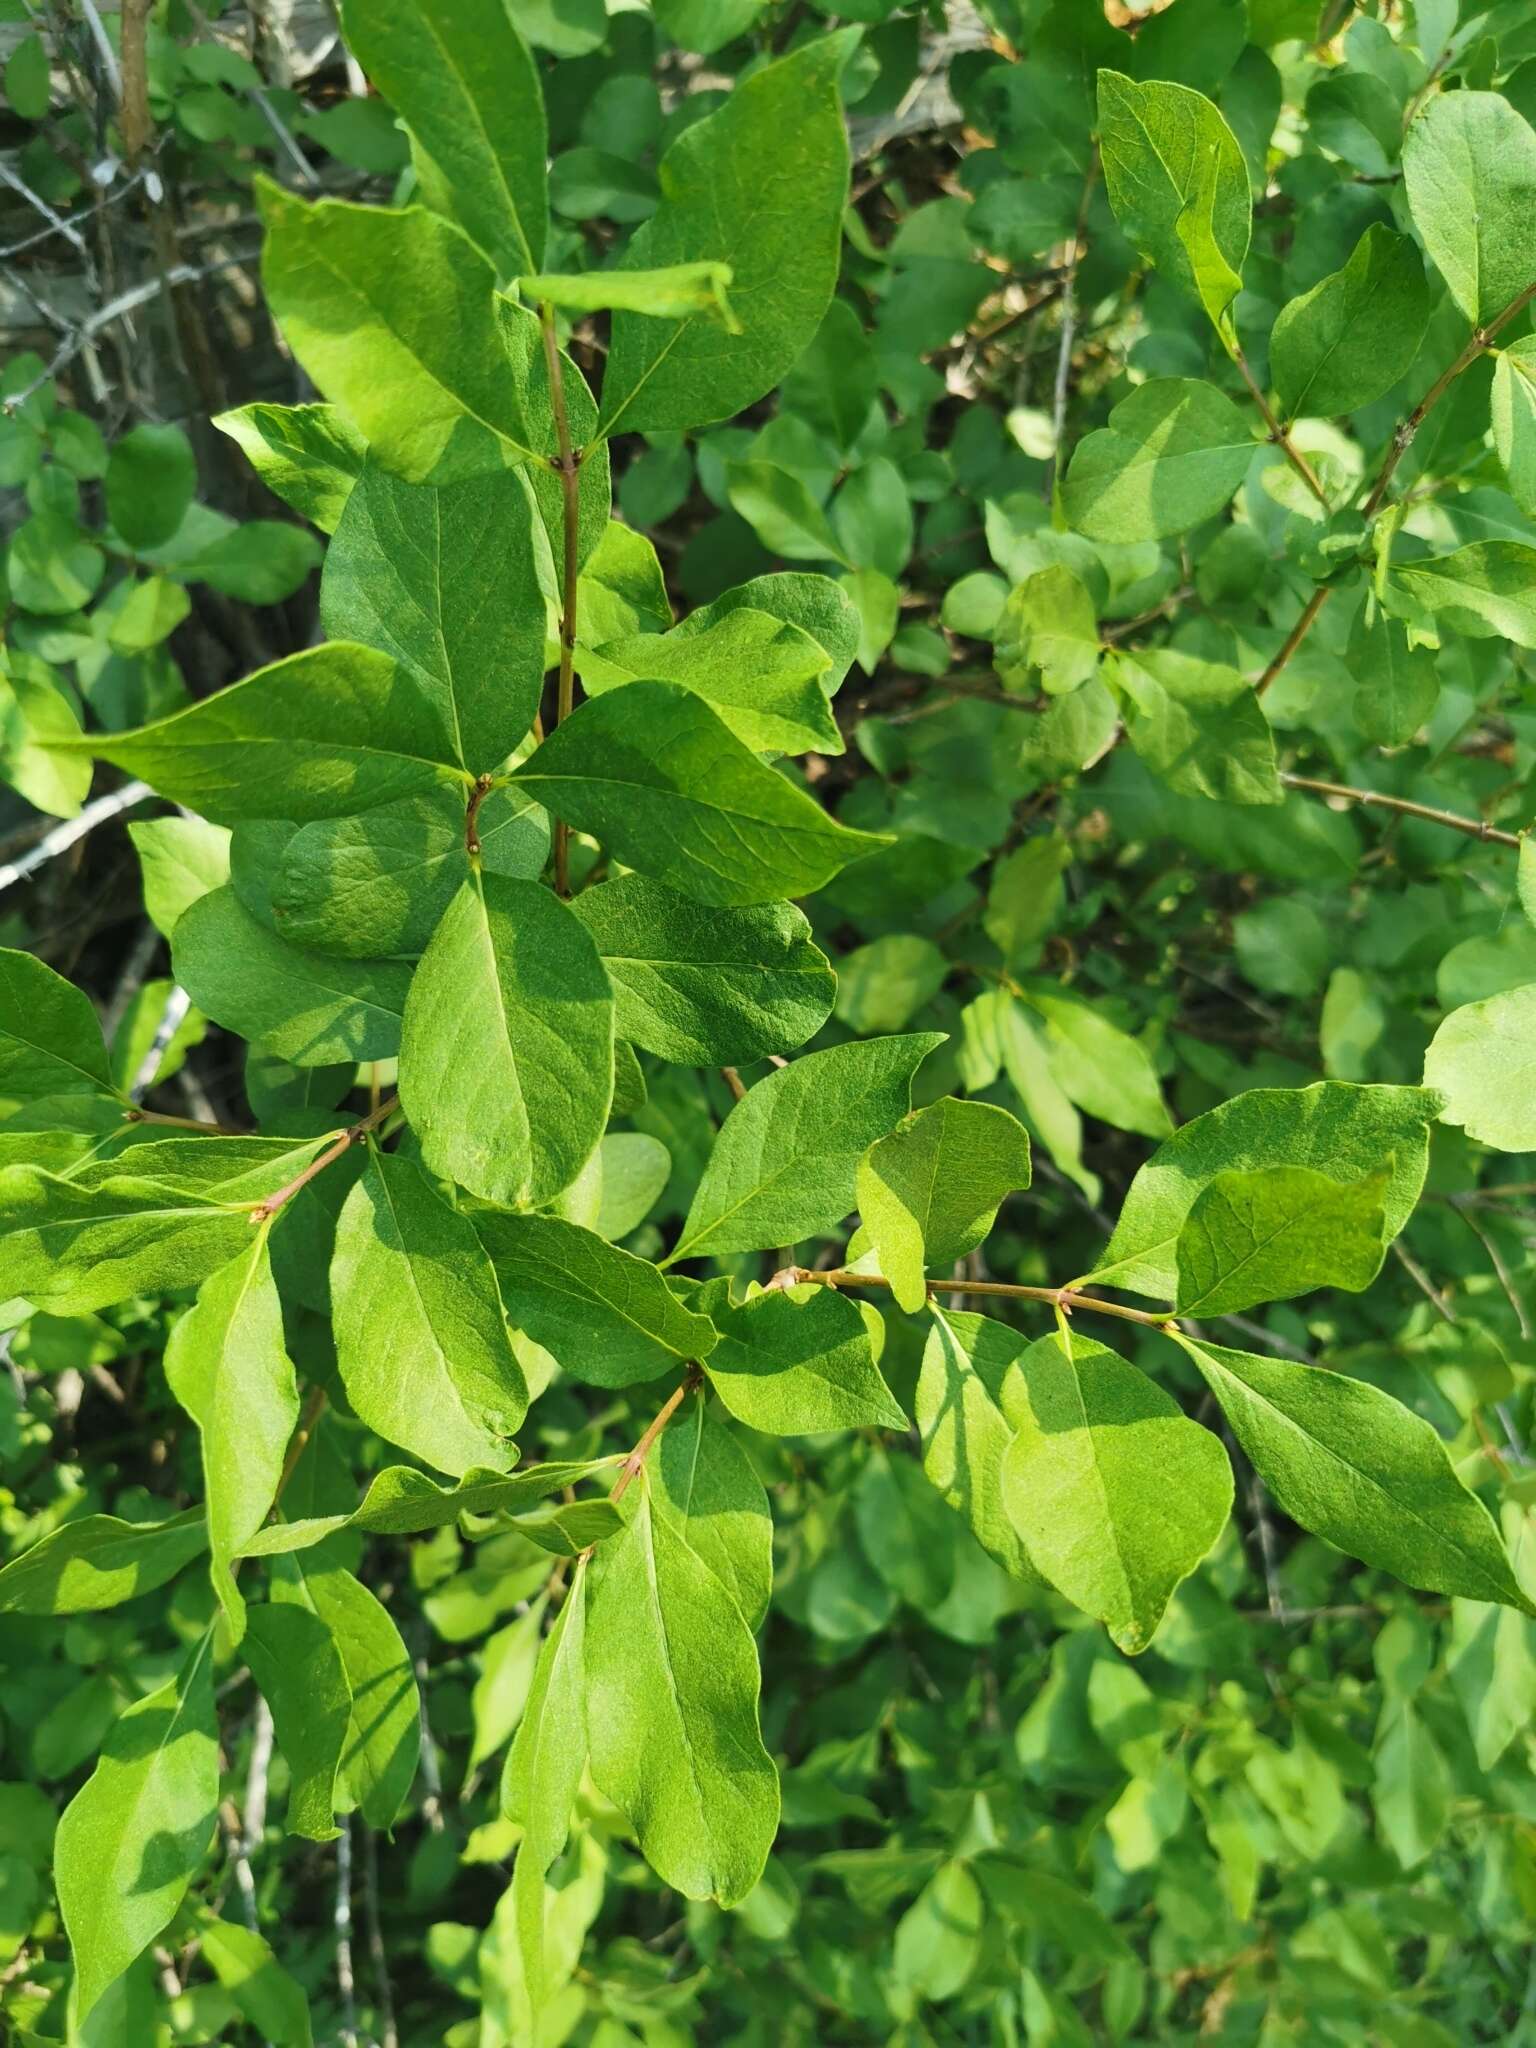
[2,1,1536,2044]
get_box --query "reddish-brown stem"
[785,1266,1176,1330]
[609,1366,704,1508]
[539,301,582,898]
[1255,586,1331,697]
[1281,773,1522,849]
[273,1383,328,1508]
[464,773,493,858]
[125,1107,247,1136]
[1361,280,1536,520]
[1233,348,1330,508]
[250,1095,398,1222]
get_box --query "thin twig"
[1361,279,1536,519]
[783,1266,1176,1330]
[719,1066,747,1103]
[612,1369,704,1507]
[1255,588,1331,697]
[1454,1204,1534,1343]
[0,780,153,897]
[76,0,125,101]
[334,1820,358,2048]
[249,1098,398,1221]
[360,1827,399,2048]
[538,302,582,897]
[1281,772,1521,848]
[1044,150,1098,500]
[1234,347,1330,507]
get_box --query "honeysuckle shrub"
[3,0,1536,2043]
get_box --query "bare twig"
[129,986,195,1102]
[782,1265,1176,1330]
[334,1820,358,2048]
[250,1098,398,1221]
[1281,772,1521,848]
[0,781,153,898]
[1255,588,1331,697]
[538,302,582,896]
[360,1826,399,2048]
[77,0,125,102]
[1044,151,1098,500]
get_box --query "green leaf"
[502,1557,588,2029]
[0,1509,206,1615]
[593,1131,670,1240]
[1175,1335,1534,1612]
[856,1098,1031,1311]
[1447,1597,1536,1770]
[1021,987,1173,1140]
[670,1033,943,1262]
[241,1460,601,1556]
[1270,224,1430,422]
[598,34,855,434]
[163,1231,300,1642]
[242,1603,350,1840]
[586,1473,778,1904]
[128,816,231,940]
[257,184,610,564]
[198,1916,314,2048]
[106,424,197,552]
[331,1148,528,1477]
[982,837,1071,968]
[0,1135,331,1315]
[321,461,546,771]
[1097,71,1251,342]
[995,565,1100,696]
[212,402,366,533]
[1493,338,1536,519]
[339,0,548,277]
[181,521,322,605]
[652,1391,773,1628]
[73,642,465,820]
[268,788,548,960]
[1402,90,1536,326]
[0,946,116,1108]
[399,873,614,1207]
[893,1861,984,2004]
[999,1330,1233,1653]
[1394,541,1536,648]
[570,875,835,1067]
[524,261,737,325]
[1091,1082,1439,1300]
[174,886,412,1065]
[4,31,49,120]
[675,570,861,691]
[701,1282,906,1435]
[476,1210,718,1387]
[915,1309,1040,1582]
[994,994,1100,1205]
[1349,603,1439,745]
[586,607,841,757]
[106,575,191,655]
[1424,985,1536,1152]
[1374,1701,1448,1871]
[1174,1162,1390,1315]
[1062,380,1253,543]
[56,1636,218,2021]
[1110,647,1282,805]
[0,654,91,819]
[835,935,949,1035]
[725,460,851,567]
[510,681,890,907]
[269,1548,421,1829]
